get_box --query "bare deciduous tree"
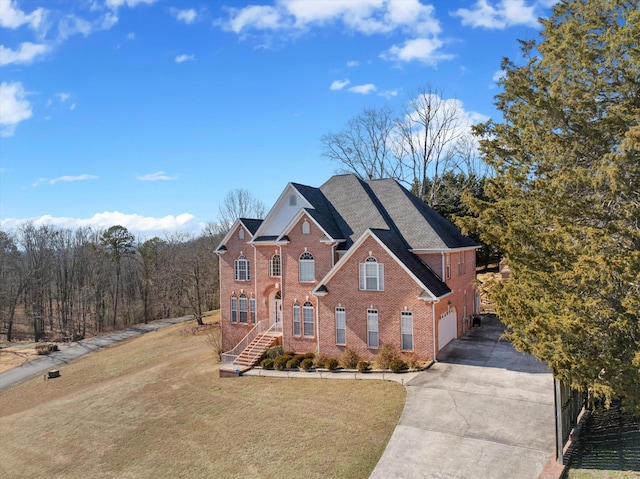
[320,105,399,181]
[216,188,266,233]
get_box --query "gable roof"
[312,228,451,300]
[214,217,263,253]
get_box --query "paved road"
[0,316,193,391]
[370,314,555,479]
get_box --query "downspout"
[432,300,438,362]
[316,299,320,355]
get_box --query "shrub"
[375,343,399,369]
[274,355,290,370]
[356,360,371,373]
[403,352,422,370]
[260,358,275,369]
[340,348,360,369]
[303,352,315,359]
[286,357,301,369]
[325,358,339,370]
[264,345,284,360]
[389,358,408,373]
[314,353,330,369]
[300,358,314,370]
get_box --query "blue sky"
[0,0,556,237]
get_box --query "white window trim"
[234,255,250,281]
[231,296,237,324]
[335,307,346,345]
[367,309,379,349]
[269,254,281,277]
[299,251,315,282]
[303,301,314,337]
[401,311,413,351]
[293,303,301,336]
[239,294,248,323]
[359,257,384,291]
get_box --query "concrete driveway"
[370,314,555,479]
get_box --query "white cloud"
[105,0,157,9]
[222,0,447,65]
[127,32,135,40]
[348,83,376,95]
[172,8,197,24]
[0,211,198,235]
[0,0,46,30]
[346,60,359,67]
[492,69,505,82]
[0,81,32,137]
[330,79,350,90]
[378,89,399,98]
[175,54,194,63]
[451,0,541,29]
[381,37,453,65]
[137,171,178,181]
[56,92,70,102]
[0,42,49,66]
[48,174,98,185]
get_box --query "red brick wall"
[279,215,334,353]
[218,225,256,351]
[316,235,436,362]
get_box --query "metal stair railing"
[233,321,282,365]
[221,319,269,363]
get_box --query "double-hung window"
[299,252,315,282]
[401,311,413,351]
[303,302,314,337]
[235,254,250,281]
[269,254,281,277]
[250,296,256,323]
[230,295,237,323]
[239,294,248,323]
[367,309,379,348]
[293,303,301,336]
[360,256,384,291]
[335,307,346,345]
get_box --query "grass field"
[0,317,405,479]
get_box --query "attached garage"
[438,308,457,352]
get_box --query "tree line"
[0,223,222,342]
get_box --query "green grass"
[0,319,405,479]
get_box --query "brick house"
[215,174,478,367]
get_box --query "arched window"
[235,254,250,281]
[230,295,237,323]
[299,251,315,282]
[302,220,310,235]
[359,256,384,291]
[303,301,314,337]
[238,229,244,240]
[293,302,301,336]
[269,253,281,277]
[239,294,248,323]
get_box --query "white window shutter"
[378,263,384,290]
[359,263,366,290]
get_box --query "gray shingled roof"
[239,218,263,236]
[370,229,451,297]
[366,178,477,250]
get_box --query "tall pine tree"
[469,0,640,412]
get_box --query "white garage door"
[438,309,457,352]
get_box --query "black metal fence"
[555,378,588,462]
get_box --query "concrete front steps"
[219,333,281,377]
